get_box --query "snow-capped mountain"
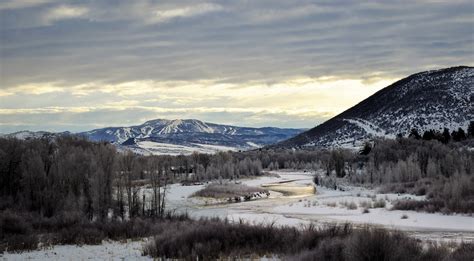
[3,130,70,140]
[274,66,473,149]
[79,119,303,154]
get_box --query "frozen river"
[168,170,474,243]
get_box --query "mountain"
[273,66,473,149]
[79,119,304,155]
[3,130,70,140]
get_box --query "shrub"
[32,211,85,231]
[192,183,268,199]
[448,243,474,261]
[345,228,422,261]
[0,210,32,236]
[392,199,445,213]
[143,220,351,259]
[51,225,105,246]
[290,238,346,261]
[419,243,449,261]
[143,219,463,260]
[347,202,357,210]
[1,234,38,252]
[373,199,386,208]
[359,201,372,209]
[380,175,474,214]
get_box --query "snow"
[78,119,303,154]
[272,193,473,233]
[344,118,392,139]
[5,171,473,259]
[246,141,261,147]
[192,143,239,152]
[169,171,474,243]
[133,141,238,155]
[1,240,151,260]
[293,67,473,149]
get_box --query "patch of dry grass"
[192,183,269,199]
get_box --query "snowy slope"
[3,120,303,155]
[274,66,474,149]
[2,130,71,140]
[79,119,304,154]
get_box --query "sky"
[1,0,473,133]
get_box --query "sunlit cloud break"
[0,76,396,131]
[0,0,472,132]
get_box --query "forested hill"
[274,66,473,149]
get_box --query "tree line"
[0,136,263,221]
[1,122,472,219]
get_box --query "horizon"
[1,1,473,133]
[2,117,311,134]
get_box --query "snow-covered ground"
[1,240,150,260]
[129,141,239,155]
[168,171,474,243]
[5,170,473,259]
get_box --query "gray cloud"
[0,0,473,132]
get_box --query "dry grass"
[143,220,470,260]
[0,210,189,253]
[192,183,268,199]
[373,198,386,208]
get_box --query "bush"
[392,199,445,213]
[192,183,268,199]
[32,211,85,231]
[0,210,32,236]
[359,201,372,209]
[347,202,357,210]
[1,234,38,253]
[144,219,467,260]
[142,219,463,261]
[50,225,105,246]
[379,176,474,214]
[103,218,157,240]
[0,211,38,252]
[0,210,188,252]
[290,238,346,261]
[448,243,474,261]
[345,228,422,261]
[143,220,351,259]
[373,199,386,208]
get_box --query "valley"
[4,170,473,260]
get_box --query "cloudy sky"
[1,0,473,133]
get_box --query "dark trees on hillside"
[359,142,372,155]
[442,128,451,144]
[451,128,467,142]
[332,150,346,178]
[409,129,421,140]
[469,121,474,137]
[421,126,469,143]
[422,130,436,140]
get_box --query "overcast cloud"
[1,0,473,132]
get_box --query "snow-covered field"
[4,170,473,259]
[1,240,150,260]
[128,141,239,155]
[171,171,474,242]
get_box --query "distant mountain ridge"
[80,119,302,145]
[3,130,71,140]
[274,66,473,149]
[3,119,304,155]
